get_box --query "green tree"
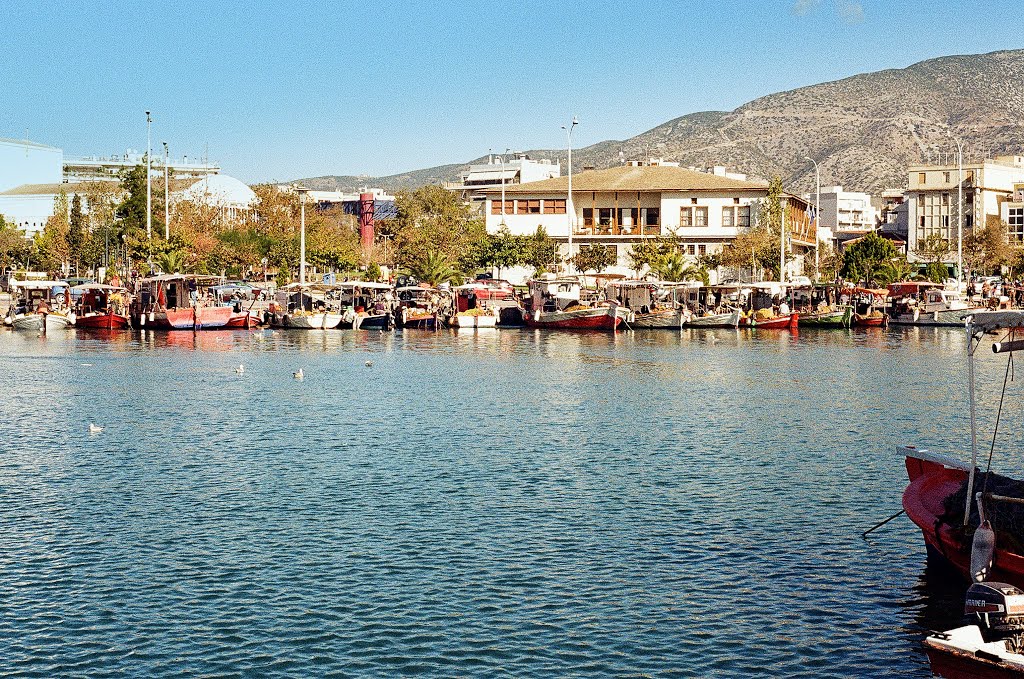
[68,193,85,274]
[410,249,462,286]
[840,231,901,284]
[964,215,1010,276]
[156,249,188,274]
[35,189,71,274]
[721,225,780,280]
[571,243,615,280]
[0,216,31,270]
[392,185,488,275]
[651,251,708,284]
[759,176,784,235]
[524,226,558,273]
[914,233,952,268]
[364,261,382,281]
[484,225,528,278]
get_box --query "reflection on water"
[0,325,1008,677]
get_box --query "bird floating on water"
[365,360,373,368]
[235,364,245,374]
[293,369,304,380]
[81,363,93,367]
[88,423,104,434]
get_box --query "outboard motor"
[965,582,1024,650]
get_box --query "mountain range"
[297,49,1024,196]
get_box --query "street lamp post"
[561,116,578,273]
[498,147,510,227]
[146,111,152,242]
[162,142,170,240]
[956,139,964,282]
[297,186,309,284]
[805,157,821,281]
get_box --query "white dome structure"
[179,174,257,219]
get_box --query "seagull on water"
[88,423,104,434]
[235,364,245,374]
[293,368,304,380]
[365,360,373,367]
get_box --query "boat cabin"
[136,274,225,312]
[11,280,71,314]
[453,281,515,313]
[527,277,585,313]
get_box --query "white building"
[65,152,219,182]
[810,186,878,246]
[483,162,815,282]
[448,153,560,204]
[1000,183,1024,245]
[906,156,1024,265]
[180,174,257,220]
[0,138,62,194]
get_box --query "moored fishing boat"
[72,283,131,330]
[450,281,520,328]
[738,282,798,329]
[337,281,395,330]
[682,307,742,328]
[132,274,233,330]
[847,287,889,327]
[524,276,622,331]
[902,311,1024,590]
[395,286,451,329]
[606,280,691,329]
[797,304,852,328]
[5,280,75,331]
[267,283,344,329]
[888,281,984,326]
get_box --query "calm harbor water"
[1,325,1021,677]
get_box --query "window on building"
[491,200,514,215]
[691,198,698,205]
[698,244,707,256]
[680,207,692,227]
[542,199,566,214]
[966,170,975,183]
[1009,208,1024,243]
[687,244,696,255]
[941,193,949,207]
[518,199,541,215]
[694,207,708,227]
[582,208,594,227]
[598,208,613,226]
[722,206,734,227]
[943,172,951,183]
[737,206,751,227]
[606,244,618,263]
[645,208,660,226]
[919,172,927,184]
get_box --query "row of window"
[1009,208,1024,243]
[491,199,567,215]
[681,205,751,227]
[918,171,975,184]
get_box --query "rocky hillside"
[300,49,1024,195]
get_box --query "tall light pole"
[562,116,578,274]
[162,141,170,240]
[805,157,821,281]
[956,139,964,282]
[146,111,152,242]
[297,186,309,284]
[498,147,510,227]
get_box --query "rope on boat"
[861,508,906,538]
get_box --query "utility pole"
[297,186,309,284]
[146,111,152,242]
[562,117,578,274]
[806,157,821,281]
[163,142,170,240]
[957,139,964,282]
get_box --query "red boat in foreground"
[133,275,234,330]
[225,309,262,328]
[740,312,799,329]
[525,276,623,331]
[72,283,131,330]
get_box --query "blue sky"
[1,0,1020,183]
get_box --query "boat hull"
[925,628,1024,679]
[354,313,391,330]
[631,309,682,328]
[903,454,1024,587]
[281,313,343,329]
[10,312,74,331]
[747,313,799,329]
[852,313,888,327]
[75,312,130,330]
[890,307,983,326]
[399,310,437,329]
[137,306,233,330]
[453,314,498,328]
[682,309,741,328]
[525,307,621,330]
[225,310,261,329]
[798,306,852,328]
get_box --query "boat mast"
[963,318,980,526]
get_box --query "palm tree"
[652,251,707,284]
[156,249,187,274]
[411,250,461,286]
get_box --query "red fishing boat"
[225,309,262,328]
[902,311,1024,588]
[524,277,623,331]
[133,275,234,330]
[72,283,131,330]
[749,312,798,329]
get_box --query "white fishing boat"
[5,280,76,331]
[268,283,344,329]
[681,307,742,328]
[888,281,984,326]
